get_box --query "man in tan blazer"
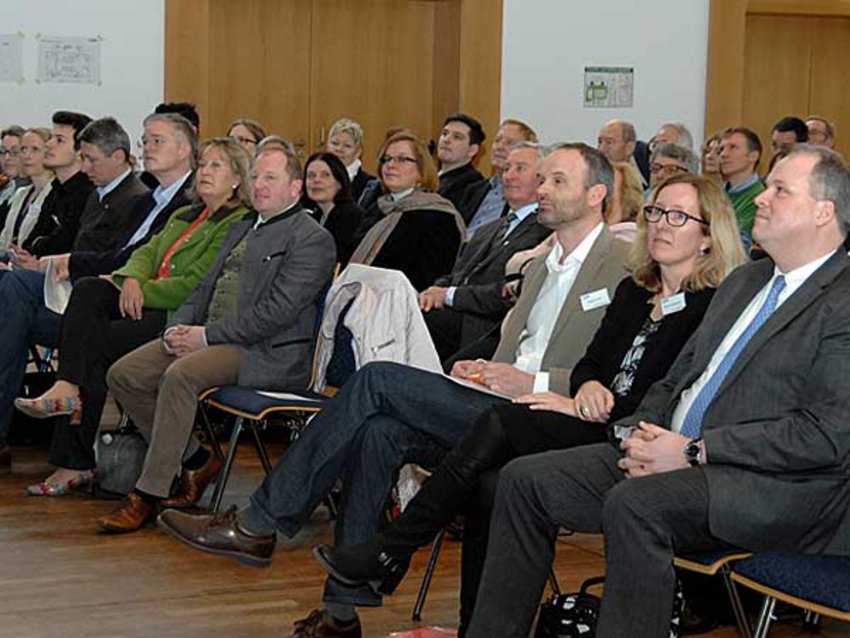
[158,143,632,638]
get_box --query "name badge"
[660,292,687,316]
[580,287,611,312]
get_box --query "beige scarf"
[350,189,466,265]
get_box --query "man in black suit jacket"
[465,145,850,638]
[421,143,551,361]
[436,113,485,211]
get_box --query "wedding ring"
[580,405,589,417]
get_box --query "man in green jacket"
[719,126,764,236]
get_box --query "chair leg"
[412,529,445,622]
[720,565,752,638]
[547,566,561,597]
[208,416,244,513]
[753,595,777,638]
[199,403,225,463]
[248,420,273,474]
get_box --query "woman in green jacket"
[18,138,252,496]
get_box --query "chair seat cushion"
[206,385,327,418]
[735,552,850,613]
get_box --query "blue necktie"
[679,275,786,438]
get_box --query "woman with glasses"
[648,143,699,192]
[0,128,53,260]
[701,131,724,185]
[348,130,465,291]
[0,126,28,226]
[314,173,748,635]
[227,118,266,154]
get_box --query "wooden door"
[809,16,850,162]
[308,0,443,174]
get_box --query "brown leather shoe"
[161,450,222,508]
[0,446,10,474]
[97,492,158,534]
[157,506,275,568]
[289,609,361,638]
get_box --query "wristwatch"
[684,437,703,467]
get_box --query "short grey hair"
[142,112,198,168]
[790,144,850,236]
[651,143,699,174]
[78,117,131,162]
[658,122,693,150]
[510,140,545,162]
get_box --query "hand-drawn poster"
[37,35,101,85]
[0,34,24,83]
[584,66,634,108]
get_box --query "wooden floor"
[1,442,848,638]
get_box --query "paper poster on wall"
[37,35,101,85]
[584,66,634,108]
[0,34,24,83]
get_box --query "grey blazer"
[492,225,632,395]
[619,250,850,555]
[169,205,336,389]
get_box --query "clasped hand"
[163,324,207,358]
[618,422,692,477]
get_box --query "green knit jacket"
[112,202,248,316]
[728,179,764,235]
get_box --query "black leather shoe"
[313,542,410,596]
[157,506,275,567]
[289,609,361,638]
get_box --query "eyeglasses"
[649,162,689,176]
[643,205,709,227]
[380,155,418,165]
[0,149,19,158]
[231,135,257,146]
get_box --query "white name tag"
[580,287,611,312]
[661,292,687,316]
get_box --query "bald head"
[597,119,636,163]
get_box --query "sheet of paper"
[442,372,513,401]
[256,391,323,402]
[43,258,73,314]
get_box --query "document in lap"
[43,257,73,314]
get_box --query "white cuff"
[445,286,457,307]
[201,327,208,347]
[533,371,550,393]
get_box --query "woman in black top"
[314,173,749,634]
[302,152,366,267]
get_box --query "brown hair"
[629,173,747,293]
[612,161,644,222]
[376,131,438,192]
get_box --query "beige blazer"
[493,225,632,395]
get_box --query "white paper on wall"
[0,33,24,83]
[36,34,101,85]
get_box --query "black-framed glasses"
[643,205,709,227]
[649,162,689,176]
[379,155,418,165]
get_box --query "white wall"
[501,0,711,147]
[0,0,164,140]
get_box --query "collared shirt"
[670,250,836,433]
[466,175,505,237]
[445,202,538,306]
[726,172,760,195]
[346,158,362,182]
[390,187,414,202]
[254,201,299,229]
[514,222,605,391]
[96,168,131,201]
[123,171,192,248]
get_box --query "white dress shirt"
[513,222,605,391]
[670,250,836,432]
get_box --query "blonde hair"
[376,131,438,192]
[329,118,364,149]
[195,137,253,208]
[629,173,747,293]
[612,161,644,222]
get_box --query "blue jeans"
[249,361,506,606]
[0,269,61,445]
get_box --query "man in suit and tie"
[463,144,850,638]
[158,142,633,638]
[420,142,552,362]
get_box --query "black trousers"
[49,277,166,469]
[378,402,609,634]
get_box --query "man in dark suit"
[436,112,485,211]
[422,142,551,361]
[464,145,850,638]
[157,143,632,638]
[101,142,335,533]
[0,116,148,468]
[460,118,538,235]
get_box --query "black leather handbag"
[535,576,605,638]
[93,420,147,499]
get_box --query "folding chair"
[674,549,753,638]
[731,552,850,638]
